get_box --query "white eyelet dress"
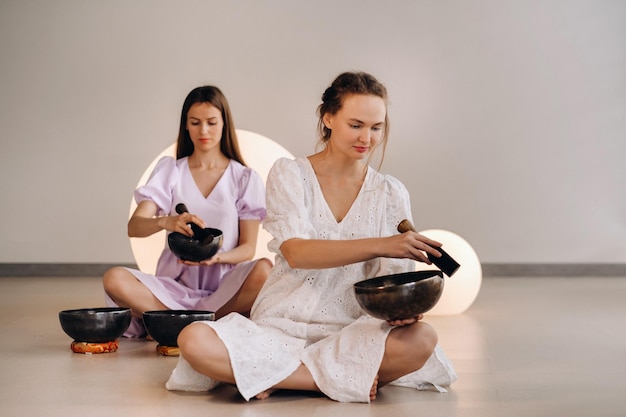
[166,157,457,402]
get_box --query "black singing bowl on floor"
[168,227,223,262]
[59,307,132,342]
[143,310,215,347]
[353,270,444,321]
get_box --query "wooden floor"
[1,275,625,417]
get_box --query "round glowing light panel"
[419,229,482,315]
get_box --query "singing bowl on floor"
[59,307,132,342]
[167,228,223,262]
[143,310,215,347]
[353,270,444,320]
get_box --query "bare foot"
[255,388,276,400]
[370,374,379,401]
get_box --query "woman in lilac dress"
[103,86,271,338]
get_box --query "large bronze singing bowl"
[59,307,132,342]
[354,270,444,320]
[143,310,215,347]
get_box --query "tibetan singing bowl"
[354,270,444,320]
[168,228,223,262]
[168,202,223,262]
[58,307,132,343]
[142,310,215,347]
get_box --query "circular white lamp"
[129,129,294,274]
[419,229,482,315]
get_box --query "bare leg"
[378,321,438,386]
[177,323,237,383]
[215,258,272,319]
[102,267,168,318]
[370,374,379,401]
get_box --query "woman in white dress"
[103,86,271,337]
[167,72,457,402]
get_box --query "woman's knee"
[102,266,130,295]
[247,258,272,289]
[393,322,438,364]
[410,322,438,363]
[178,323,216,360]
[421,322,438,349]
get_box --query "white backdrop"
[1,0,624,265]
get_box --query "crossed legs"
[177,319,438,401]
[102,258,272,320]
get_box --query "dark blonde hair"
[176,86,245,165]
[317,72,390,166]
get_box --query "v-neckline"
[185,158,230,200]
[303,157,369,225]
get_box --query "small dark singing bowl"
[167,227,223,262]
[143,310,215,347]
[59,307,132,342]
[354,270,444,320]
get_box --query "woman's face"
[323,94,386,160]
[186,102,224,153]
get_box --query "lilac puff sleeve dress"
[105,156,267,337]
[166,157,456,402]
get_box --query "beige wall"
[1,0,624,264]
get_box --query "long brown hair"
[316,71,390,167]
[176,86,246,165]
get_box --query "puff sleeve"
[133,156,179,216]
[263,158,318,254]
[234,165,267,221]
